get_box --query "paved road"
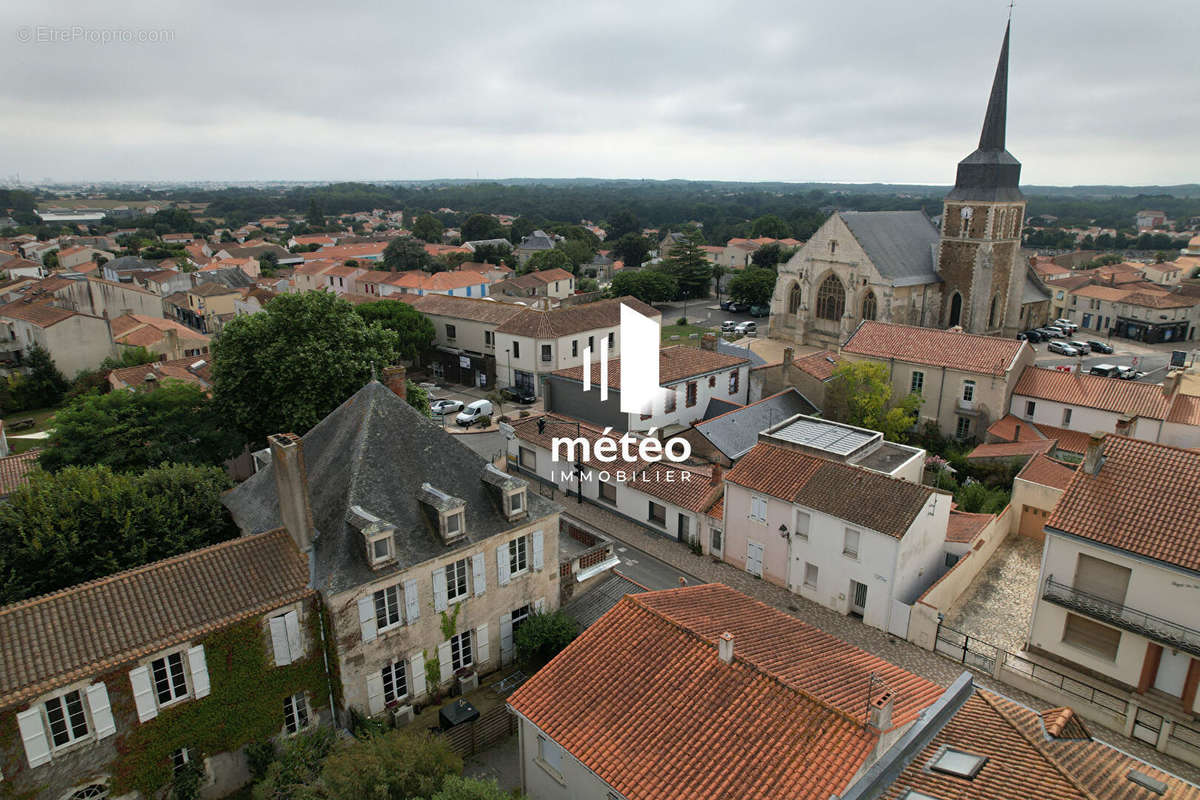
[609,540,700,590]
[1032,345,1172,384]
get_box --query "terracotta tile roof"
[552,345,748,389]
[1013,366,1171,419]
[967,439,1057,460]
[706,495,723,520]
[0,300,76,327]
[842,321,1028,377]
[1047,435,1200,571]
[987,413,1047,442]
[946,510,993,543]
[528,267,573,283]
[0,529,312,709]
[509,584,942,800]
[116,325,165,347]
[792,349,841,381]
[1031,423,1092,454]
[1168,392,1200,426]
[108,356,212,389]
[631,461,719,513]
[0,450,40,495]
[495,296,659,339]
[726,443,936,539]
[189,282,241,297]
[412,293,526,325]
[1016,453,1078,491]
[303,243,386,261]
[1040,706,1091,740]
[142,269,181,284]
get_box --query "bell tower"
[936,22,1026,336]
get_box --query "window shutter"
[86,683,116,740]
[409,652,427,699]
[532,530,544,571]
[535,597,546,613]
[270,615,292,666]
[500,613,514,665]
[366,672,385,716]
[187,645,210,699]
[357,596,377,643]
[129,665,158,722]
[404,578,420,623]
[475,623,490,665]
[433,568,448,612]
[497,545,511,586]
[472,552,487,596]
[284,610,303,661]
[16,707,51,768]
[438,641,453,682]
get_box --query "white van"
[455,399,494,427]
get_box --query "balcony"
[1042,576,1200,657]
[957,397,978,413]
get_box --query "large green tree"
[40,382,240,473]
[460,213,505,242]
[317,731,461,800]
[18,344,69,409]
[515,609,578,671]
[605,208,641,240]
[726,267,777,306]
[411,213,445,244]
[383,236,432,271]
[825,361,922,443]
[526,248,572,273]
[353,301,437,362]
[751,214,791,239]
[609,270,677,304]
[212,291,399,446]
[656,230,712,300]
[0,463,236,603]
[610,233,652,268]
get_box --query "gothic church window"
[862,291,877,321]
[816,275,845,321]
[787,283,802,314]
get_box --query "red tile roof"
[552,345,748,389]
[1013,366,1171,419]
[1016,453,1078,491]
[1047,435,1200,571]
[412,293,526,325]
[508,584,942,800]
[726,443,937,539]
[1168,392,1200,426]
[1040,706,1091,740]
[0,529,312,708]
[0,300,76,327]
[946,510,993,543]
[966,439,1057,461]
[495,296,658,338]
[842,321,1028,377]
[792,349,841,381]
[0,450,40,495]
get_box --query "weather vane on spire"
[1008,0,1015,21]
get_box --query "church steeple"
[947,22,1022,202]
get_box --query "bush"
[515,610,579,670]
[519,410,530,418]
[477,414,492,428]
[253,726,336,800]
[676,316,688,325]
[244,740,277,782]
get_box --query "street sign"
[1171,350,1187,368]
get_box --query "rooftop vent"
[1127,770,1167,796]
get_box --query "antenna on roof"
[370,361,377,382]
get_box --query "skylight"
[929,748,987,779]
[1127,770,1167,795]
[900,792,941,800]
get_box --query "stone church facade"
[772,23,1027,348]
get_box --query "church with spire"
[770,23,1040,347]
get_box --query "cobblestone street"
[548,490,1200,784]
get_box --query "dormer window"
[419,483,468,544]
[481,464,529,522]
[507,488,525,516]
[446,511,463,538]
[347,505,396,568]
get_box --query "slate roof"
[1046,435,1200,573]
[552,344,747,389]
[716,338,765,367]
[517,230,555,251]
[693,388,818,461]
[223,381,559,594]
[837,211,941,287]
[725,443,936,539]
[561,572,647,629]
[843,320,1028,377]
[103,255,160,274]
[0,529,312,709]
[509,584,943,800]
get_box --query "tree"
[656,230,712,300]
[100,346,160,370]
[353,301,436,362]
[212,291,399,447]
[577,276,599,293]
[605,208,641,240]
[383,236,432,271]
[751,214,791,239]
[42,250,59,270]
[431,776,524,800]
[19,344,69,409]
[556,238,595,270]
[751,242,785,269]
[0,463,236,603]
[712,264,728,301]
[260,250,279,276]
[610,233,652,268]
[526,248,572,273]
[317,731,461,800]
[609,270,677,304]
[726,267,776,307]
[460,213,505,242]
[515,609,578,670]
[469,242,510,266]
[405,381,431,418]
[305,198,325,229]
[412,213,445,244]
[253,727,336,800]
[508,215,536,245]
[824,361,921,443]
[39,382,240,473]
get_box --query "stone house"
[0,530,319,800]
[490,268,575,301]
[223,375,561,722]
[0,301,115,376]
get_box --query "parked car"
[1042,326,1066,338]
[1018,329,1044,342]
[734,321,757,335]
[1047,341,1079,356]
[430,399,464,416]
[1053,319,1078,334]
[748,304,770,318]
[720,300,735,311]
[1087,340,1114,354]
[1034,328,1058,339]
[720,320,739,332]
[1118,367,1144,380]
[455,399,494,427]
[1068,340,1092,354]
[727,301,750,313]
[1089,364,1120,378]
[500,386,536,405]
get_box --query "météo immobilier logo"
[546,303,693,484]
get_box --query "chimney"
[269,432,316,552]
[700,332,717,352]
[868,690,895,732]
[783,346,794,365]
[382,365,407,401]
[709,464,723,487]
[717,631,734,664]
[1013,423,1021,440]
[1115,416,1133,437]
[1162,370,1182,398]
[1083,432,1106,475]
[164,326,179,358]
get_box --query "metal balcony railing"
[1042,576,1200,657]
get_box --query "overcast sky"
[2,1,1196,186]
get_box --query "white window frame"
[382,659,408,705]
[171,746,193,774]
[150,651,190,708]
[508,536,529,577]
[537,734,564,778]
[44,688,90,750]
[374,583,403,632]
[445,558,470,603]
[911,371,924,394]
[283,692,311,735]
[510,603,533,636]
[962,380,975,402]
[843,528,860,560]
[804,562,819,590]
[749,495,768,523]
[450,630,473,671]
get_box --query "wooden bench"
[8,418,35,431]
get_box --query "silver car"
[1047,341,1079,356]
[430,398,464,416]
[1068,340,1091,354]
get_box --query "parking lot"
[1029,329,1190,384]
